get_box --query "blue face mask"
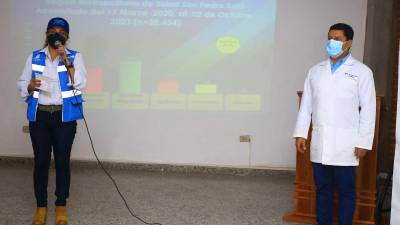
[326,39,344,58]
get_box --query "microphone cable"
[66,63,162,225]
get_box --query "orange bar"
[157,80,179,93]
[86,68,103,93]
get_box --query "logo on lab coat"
[345,72,359,81]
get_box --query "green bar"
[119,61,142,94]
[195,84,217,94]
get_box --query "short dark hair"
[329,23,354,40]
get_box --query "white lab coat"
[293,56,376,166]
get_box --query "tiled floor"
[0,163,305,225]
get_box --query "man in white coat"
[293,23,376,225]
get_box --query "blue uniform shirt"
[330,53,351,73]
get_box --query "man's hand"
[354,147,368,159]
[295,137,307,154]
[28,78,41,93]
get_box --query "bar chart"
[85,61,262,111]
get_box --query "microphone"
[54,40,73,84]
[54,40,62,49]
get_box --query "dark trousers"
[312,163,356,225]
[29,109,76,207]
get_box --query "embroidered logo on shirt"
[33,54,41,62]
[345,72,359,81]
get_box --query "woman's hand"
[28,78,41,93]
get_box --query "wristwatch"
[66,62,74,68]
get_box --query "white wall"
[0,0,368,169]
